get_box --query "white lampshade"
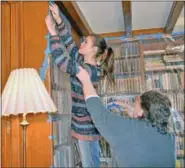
[2,68,57,116]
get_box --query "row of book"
[111,41,140,58]
[145,72,184,91]
[141,36,184,53]
[52,115,72,146]
[52,90,72,114]
[101,95,137,116]
[176,136,184,158]
[54,145,73,168]
[99,138,111,158]
[114,58,141,74]
[141,39,167,51]
[97,77,142,95]
[163,54,184,63]
[144,58,184,71]
[167,92,184,112]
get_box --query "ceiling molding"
[164,1,184,34]
[132,28,164,36]
[99,31,125,38]
[99,28,164,38]
[56,1,92,37]
[122,1,132,37]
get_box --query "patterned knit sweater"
[50,21,101,141]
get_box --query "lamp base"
[20,113,29,168]
[20,114,30,127]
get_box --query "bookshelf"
[49,33,184,168]
[50,62,75,167]
[97,34,184,167]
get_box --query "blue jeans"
[78,139,101,167]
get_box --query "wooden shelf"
[145,65,184,72]
[115,72,141,78]
[115,54,140,60]
[143,50,178,56]
[150,88,184,93]
[99,92,141,97]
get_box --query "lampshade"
[2,68,57,116]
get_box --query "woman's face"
[133,96,144,118]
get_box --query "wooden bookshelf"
[97,34,184,167]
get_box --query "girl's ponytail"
[101,47,115,85]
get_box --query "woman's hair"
[140,90,172,134]
[90,34,115,84]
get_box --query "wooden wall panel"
[23,2,48,71]
[2,2,11,92]
[1,2,53,168]
[2,1,81,167]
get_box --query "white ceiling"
[76,1,184,34]
[76,2,124,34]
[132,1,173,30]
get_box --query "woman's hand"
[76,66,91,84]
[49,3,62,25]
[45,14,57,36]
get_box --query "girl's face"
[78,36,98,57]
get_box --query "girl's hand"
[45,14,57,36]
[49,3,62,24]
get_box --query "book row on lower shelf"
[97,77,142,96]
[100,138,111,158]
[52,89,72,115]
[145,72,184,90]
[114,57,141,73]
[167,92,184,113]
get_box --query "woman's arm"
[76,67,132,145]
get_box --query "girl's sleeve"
[57,21,83,63]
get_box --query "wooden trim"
[122,1,132,37]
[99,31,125,38]
[99,28,164,38]
[132,28,164,36]
[165,1,184,33]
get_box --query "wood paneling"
[2,1,81,167]
[99,28,164,38]
[23,2,48,71]
[1,2,53,167]
[2,2,11,92]
[26,113,52,167]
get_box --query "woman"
[76,66,176,167]
[45,3,115,167]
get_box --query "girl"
[45,3,114,167]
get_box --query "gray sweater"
[86,97,176,167]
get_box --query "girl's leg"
[78,139,101,167]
